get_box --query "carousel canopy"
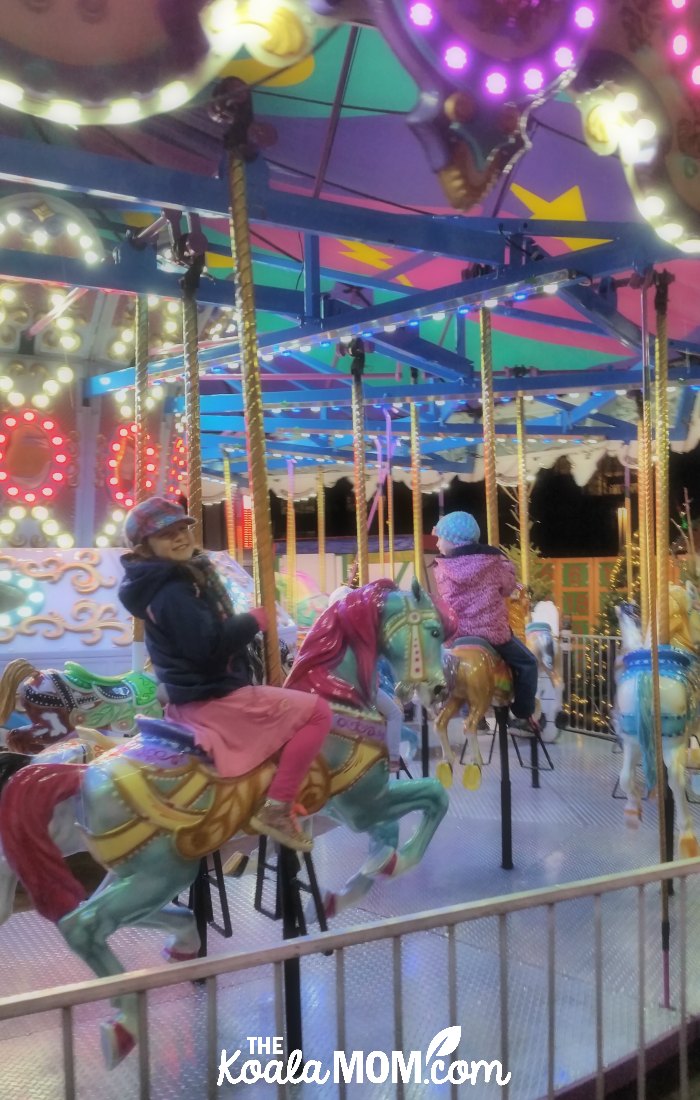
[0,0,698,505]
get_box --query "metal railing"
[560,630,621,737]
[1,858,698,1100]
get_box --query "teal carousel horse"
[0,579,448,1067]
[614,585,700,856]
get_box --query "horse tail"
[0,658,38,723]
[637,672,657,791]
[0,763,85,922]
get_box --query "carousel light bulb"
[639,194,665,217]
[31,506,48,520]
[691,64,700,85]
[166,301,180,315]
[121,329,134,343]
[47,100,82,124]
[56,316,74,331]
[523,67,545,91]
[615,91,639,112]
[574,5,595,29]
[109,99,142,123]
[104,523,116,535]
[543,283,559,294]
[115,390,127,403]
[672,33,689,56]
[0,519,14,535]
[65,222,80,237]
[43,380,60,396]
[6,212,21,227]
[59,335,79,351]
[79,235,94,250]
[409,2,434,27]
[56,533,74,549]
[56,366,74,384]
[0,80,24,107]
[445,46,468,71]
[658,222,684,241]
[120,404,132,418]
[32,229,48,247]
[0,287,16,303]
[554,45,575,69]
[95,535,109,548]
[485,72,508,95]
[159,82,190,110]
[7,392,24,406]
[84,251,100,265]
[148,295,159,308]
[0,376,12,392]
[32,394,50,409]
[634,117,657,141]
[8,506,25,520]
[112,341,127,357]
[164,320,178,334]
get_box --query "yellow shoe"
[250,800,313,852]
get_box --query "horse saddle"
[136,716,213,762]
[64,662,130,688]
[450,635,501,662]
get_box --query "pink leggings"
[267,695,333,802]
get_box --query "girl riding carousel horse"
[118,496,332,852]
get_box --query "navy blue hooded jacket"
[118,553,260,705]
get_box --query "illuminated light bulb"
[657,222,684,241]
[49,291,65,307]
[692,64,700,85]
[164,320,178,335]
[0,376,12,392]
[574,5,595,29]
[0,287,16,303]
[146,397,155,410]
[634,117,657,141]
[84,251,100,265]
[56,316,74,331]
[485,72,508,95]
[671,0,686,7]
[445,45,468,71]
[121,329,134,343]
[43,380,60,396]
[24,493,36,503]
[22,411,35,422]
[65,222,80,237]
[0,519,14,535]
[32,228,48,247]
[0,80,24,107]
[79,235,94,250]
[96,535,109,548]
[483,297,499,308]
[42,421,54,431]
[52,472,64,483]
[104,523,116,535]
[409,2,434,27]
[31,506,48,520]
[167,301,180,315]
[115,390,127,403]
[615,91,639,112]
[109,99,141,123]
[16,605,31,617]
[113,509,125,521]
[55,454,67,464]
[673,33,689,56]
[159,81,190,110]
[59,334,79,351]
[8,506,25,520]
[56,533,74,549]
[51,435,63,445]
[679,238,700,252]
[148,295,159,308]
[7,392,24,406]
[56,366,74,384]
[42,519,59,536]
[638,194,665,217]
[112,341,127,357]
[523,67,545,92]
[553,44,575,68]
[542,283,559,294]
[120,404,132,417]
[29,592,42,604]
[6,487,18,497]
[6,212,21,227]
[47,100,82,125]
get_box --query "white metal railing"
[1,858,699,1100]
[560,631,621,737]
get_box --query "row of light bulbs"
[0,504,74,548]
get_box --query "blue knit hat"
[433,511,480,546]
[124,497,195,548]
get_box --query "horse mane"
[285,579,398,708]
[669,585,694,650]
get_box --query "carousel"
[0,2,700,1098]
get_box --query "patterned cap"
[433,511,480,546]
[124,497,195,547]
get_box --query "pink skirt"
[166,685,320,778]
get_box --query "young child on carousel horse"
[431,511,541,733]
[118,496,332,852]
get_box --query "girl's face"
[147,520,196,562]
[435,535,457,556]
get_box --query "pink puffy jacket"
[432,545,516,646]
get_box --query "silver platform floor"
[2,729,700,1100]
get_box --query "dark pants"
[492,636,538,719]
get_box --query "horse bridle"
[382,595,441,684]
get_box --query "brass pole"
[410,369,424,586]
[624,464,634,598]
[182,287,203,544]
[516,393,531,591]
[378,474,386,575]
[317,467,326,593]
[637,418,651,635]
[132,293,149,662]
[351,357,369,586]
[654,274,672,645]
[385,411,395,580]
[286,460,296,620]
[222,452,237,559]
[480,307,499,545]
[213,80,281,685]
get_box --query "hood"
[118,554,185,618]
[435,544,503,573]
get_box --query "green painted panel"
[563,562,589,587]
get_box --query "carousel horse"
[0,658,161,753]
[0,579,448,1068]
[614,585,700,856]
[430,584,534,790]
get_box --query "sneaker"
[250,800,313,853]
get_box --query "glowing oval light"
[409,1,433,26]
[673,33,689,56]
[574,5,595,29]
[523,67,544,91]
[0,81,24,107]
[639,194,665,217]
[671,0,687,8]
[634,117,657,140]
[47,100,82,125]
[485,71,508,95]
[615,91,639,112]
[691,64,700,85]
[658,222,684,241]
[444,45,468,70]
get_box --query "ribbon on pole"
[480,307,499,545]
[410,368,424,587]
[516,393,531,592]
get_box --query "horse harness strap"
[383,602,436,680]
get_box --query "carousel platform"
[2,728,700,1100]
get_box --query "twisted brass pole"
[317,466,326,593]
[654,275,671,645]
[226,156,281,685]
[351,361,369,586]
[410,370,424,586]
[378,474,385,575]
[385,411,395,580]
[516,393,531,591]
[480,307,499,545]
[637,418,651,636]
[132,293,149,660]
[286,460,296,620]
[182,289,203,544]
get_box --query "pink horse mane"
[285,579,398,709]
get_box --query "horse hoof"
[624,808,641,829]
[463,764,482,791]
[680,834,700,859]
[379,851,399,877]
[436,762,453,789]
[162,945,199,963]
[362,845,398,876]
[100,1018,136,1069]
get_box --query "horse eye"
[430,628,441,638]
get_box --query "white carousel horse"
[614,586,700,857]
